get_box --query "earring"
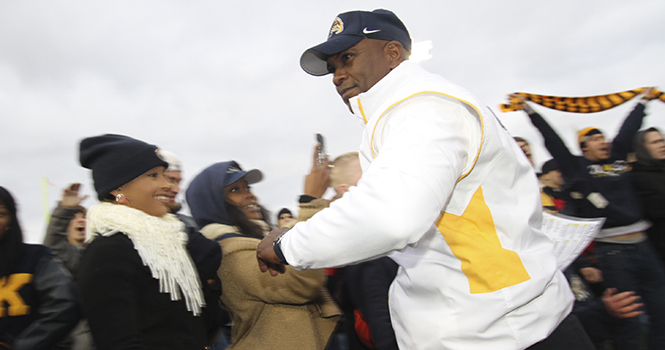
[116,194,125,203]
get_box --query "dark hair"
[633,127,664,166]
[224,201,265,239]
[0,186,24,278]
[73,205,87,216]
[260,205,273,229]
[513,136,528,144]
[277,208,293,223]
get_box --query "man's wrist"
[273,230,289,265]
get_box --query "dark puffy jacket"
[0,244,80,350]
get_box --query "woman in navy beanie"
[77,134,211,350]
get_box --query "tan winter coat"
[200,223,340,350]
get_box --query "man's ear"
[335,184,350,196]
[385,41,405,69]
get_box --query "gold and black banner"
[500,88,664,113]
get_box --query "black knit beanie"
[79,134,169,200]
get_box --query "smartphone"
[316,133,326,165]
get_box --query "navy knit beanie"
[79,134,169,201]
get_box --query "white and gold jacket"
[281,60,573,350]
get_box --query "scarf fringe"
[86,203,205,316]
[500,88,664,113]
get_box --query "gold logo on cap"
[328,17,344,39]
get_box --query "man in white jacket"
[258,9,593,350]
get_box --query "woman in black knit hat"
[77,134,215,350]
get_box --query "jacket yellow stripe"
[357,99,368,125]
[436,187,531,293]
[367,91,484,183]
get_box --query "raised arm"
[511,94,582,180]
[611,88,656,159]
[43,184,87,275]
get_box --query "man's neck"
[583,152,603,162]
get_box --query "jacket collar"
[348,60,422,124]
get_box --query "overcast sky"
[2,1,664,243]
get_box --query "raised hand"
[60,183,89,208]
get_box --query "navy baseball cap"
[300,9,411,76]
[223,164,263,187]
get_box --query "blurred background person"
[295,146,398,350]
[160,150,199,232]
[44,183,88,279]
[276,208,294,228]
[539,159,567,214]
[514,136,534,165]
[329,152,362,201]
[43,183,94,350]
[159,149,226,348]
[0,186,79,350]
[512,91,665,350]
[631,127,665,265]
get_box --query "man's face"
[644,130,665,160]
[516,141,533,165]
[164,170,182,211]
[582,134,610,161]
[66,212,86,245]
[0,203,11,241]
[277,213,294,228]
[542,170,564,189]
[326,39,394,107]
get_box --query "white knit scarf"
[86,202,205,316]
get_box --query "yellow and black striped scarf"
[500,88,664,113]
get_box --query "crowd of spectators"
[512,90,665,350]
[2,8,664,350]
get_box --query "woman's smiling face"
[224,178,262,220]
[112,166,176,217]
